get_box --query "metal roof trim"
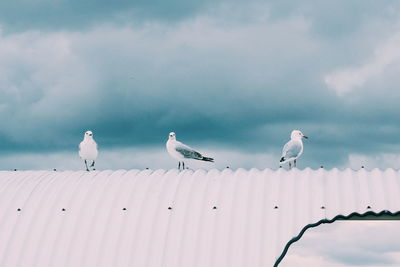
[274,210,400,267]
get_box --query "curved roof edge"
[274,210,400,267]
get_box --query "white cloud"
[0,29,100,143]
[348,153,400,170]
[324,32,400,96]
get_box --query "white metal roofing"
[0,168,399,267]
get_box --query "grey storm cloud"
[0,0,212,32]
[0,1,400,169]
[0,0,399,33]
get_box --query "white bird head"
[84,130,94,139]
[291,130,308,140]
[168,132,176,140]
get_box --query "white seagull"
[79,130,98,171]
[279,130,308,169]
[166,132,214,170]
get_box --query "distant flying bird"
[166,132,214,170]
[79,130,98,171]
[280,130,308,169]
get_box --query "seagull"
[279,130,308,169]
[166,132,214,170]
[79,130,98,171]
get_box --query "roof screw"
[367,206,371,209]
[226,166,230,169]
[168,207,172,210]
[62,208,66,211]
[274,206,278,209]
[122,208,127,211]
[321,206,326,209]
[53,169,57,171]
[320,166,324,168]
[14,169,17,171]
[361,166,364,169]
[279,166,282,168]
[145,167,149,170]
[17,208,21,211]
[213,206,217,209]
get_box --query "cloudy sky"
[1,0,400,171]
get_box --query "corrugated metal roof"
[0,168,399,267]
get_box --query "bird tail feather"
[201,157,214,162]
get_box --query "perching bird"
[79,130,98,171]
[166,132,214,170]
[279,130,308,169]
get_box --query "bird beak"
[303,135,308,139]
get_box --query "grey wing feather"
[282,140,302,159]
[281,142,289,157]
[175,143,203,159]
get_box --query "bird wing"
[175,142,203,159]
[281,142,289,157]
[282,140,302,159]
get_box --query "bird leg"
[85,160,89,172]
[289,162,292,170]
[91,160,95,167]
[183,162,185,170]
[294,159,297,168]
[178,161,181,170]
